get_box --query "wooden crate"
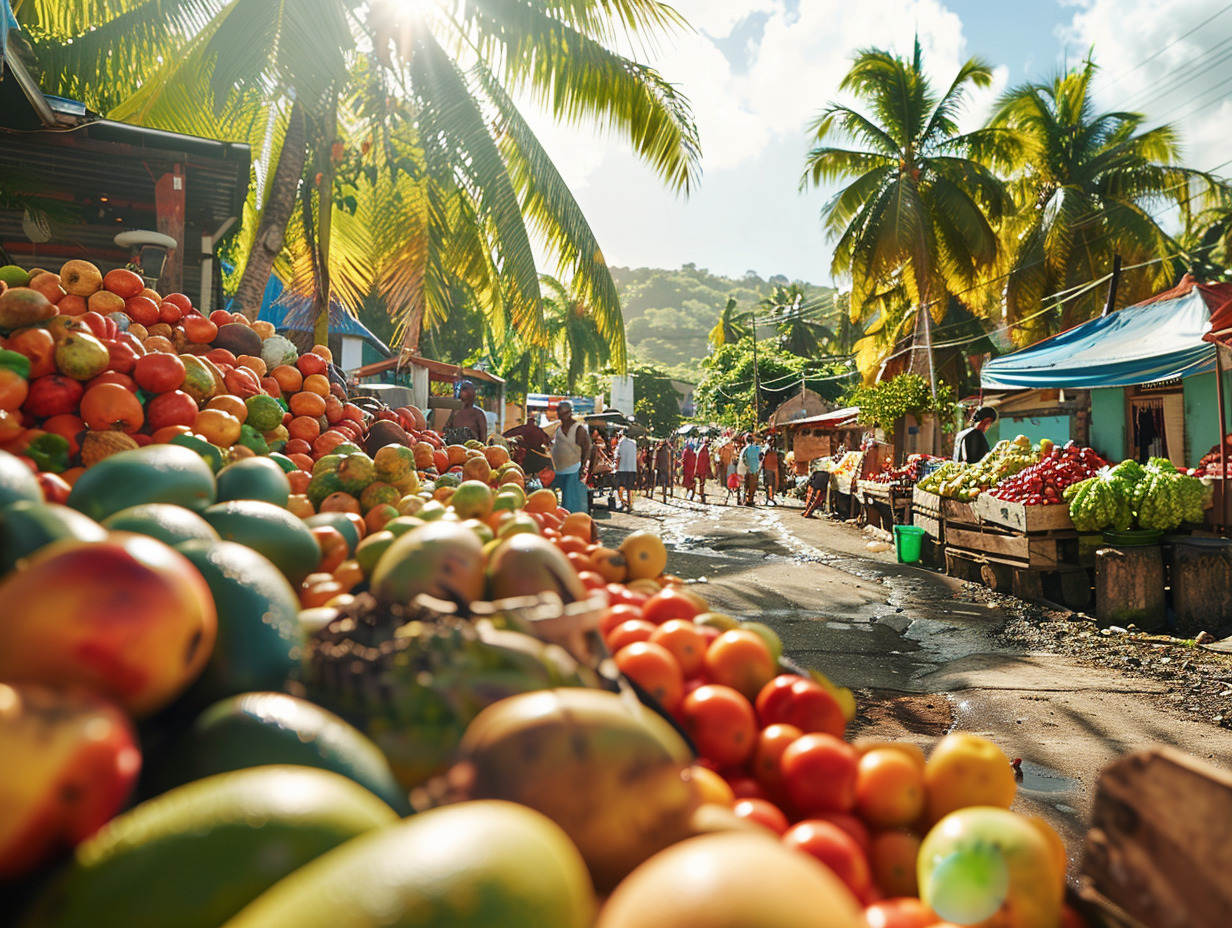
[974,493,1075,533]
[913,512,943,542]
[942,497,979,525]
[1080,747,1232,927]
[946,524,1064,569]
[913,487,942,514]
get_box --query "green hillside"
[611,264,837,378]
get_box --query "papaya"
[221,801,593,928]
[368,521,484,607]
[180,354,218,404]
[486,533,589,603]
[102,503,220,547]
[66,445,217,520]
[22,767,397,928]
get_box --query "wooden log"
[1082,747,1232,928]
[1095,546,1165,631]
[944,550,983,583]
[1167,539,1232,638]
[980,561,1013,593]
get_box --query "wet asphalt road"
[591,484,1232,873]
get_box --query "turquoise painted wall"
[996,414,1071,448]
[1184,372,1231,465]
[1090,388,1126,461]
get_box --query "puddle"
[1016,759,1079,794]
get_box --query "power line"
[1093,2,1232,98]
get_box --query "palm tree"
[16,0,700,362]
[762,282,834,357]
[979,58,1204,343]
[540,274,617,392]
[708,297,751,350]
[801,38,1011,376]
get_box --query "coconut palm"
[708,297,751,350]
[801,39,1011,375]
[979,59,1204,342]
[761,282,834,357]
[15,0,700,363]
[540,274,616,392]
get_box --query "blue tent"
[980,278,1232,390]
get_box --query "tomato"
[723,774,766,800]
[680,684,757,768]
[158,301,183,325]
[42,414,85,456]
[614,641,683,712]
[6,326,57,378]
[102,268,144,298]
[24,375,83,419]
[782,819,872,901]
[756,675,846,738]
[855,749,925,829]
[79,382,144,433]
[133,352,186,393]
[731,798,789,835]
[0,367,28,412]
[751,722,802,792]
[812,811,871,853]
[703,629,776,702]
[605,619,657,652]
[181,315,217,344]
[607,583,649,608]
[124,296,160,327]
[575,570,607,592]
[868,829,920,898]
[641,587,704,626]
[649,618,707,678]
[861,897,937,928]
[780,733,859,815]
[296,352,328,377]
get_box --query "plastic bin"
[893,524,926,564]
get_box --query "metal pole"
[1218,345,1229,530]
[750,307,760,429]
[1101,255,1122,318]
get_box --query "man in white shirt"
[613,429,638,512]
[549,401,591,513]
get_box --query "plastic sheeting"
[981,278,1232,390]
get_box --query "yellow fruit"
[620,531,668,580]
[924,732,1017,826]
[686,765,734,806]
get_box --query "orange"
[604,619,657,652]
[750,723,803,793]
[560,511,594,541]
[483,445,510,468]
[680,684,757,769]
[206,394,248,423]
[319,491,361,515]
[301,373,330,397]
[193,408,242,447]
[0,367,29,411]
[524,488,559,513]
[236,354,267,377]
[289,391,327,418]
[288,415,322,443]
[311,343,333,362]
[649,619,707,678]
[855,749,925,828]
[445,444,469,467]
[620,531,667,580]
[271,364,303,394]
[589,547,628,583]
[686,765,735,806]
[922,732,1017,826]
[613,641,683,712]
[80,383,144,433]
[703,630,776,702]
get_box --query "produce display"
[1065,457,1211,533]
[916,436,1041,501]
[1198,435,1232,477]
[829,450,862,482]
[987,443,1107,506]
[868,453,942,486]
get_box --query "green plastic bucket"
[893,524,926,564]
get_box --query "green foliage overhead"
[630,363,682,437]
[841,373,955,438]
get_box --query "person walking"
[695,440,713,504]
[681,441,697,501]
[653,439,673,503]
[762,439,780,507]
[741,433,762,507]
[614,429,638,513]
[801,456,830,518]
[549,401,591,513]
[717,438,734,492]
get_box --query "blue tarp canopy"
[980,277,1232,390]
[243,275,390,356]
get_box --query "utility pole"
[749,306,760,431]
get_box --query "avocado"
[66,445,217,520]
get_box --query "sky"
[521,0,1232,287]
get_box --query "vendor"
[550,401,591,513]
[445,380,487,443]
[953,406,998,464]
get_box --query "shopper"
[681,441,697,500]
[614,429,638,513]
[742,433,762,507]
[763,439,779,507]
[695,440,713,504]
[549,401,591,513]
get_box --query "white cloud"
[1062,0,1232,172]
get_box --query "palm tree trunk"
[233,99,307,320]
[313,96,338,348]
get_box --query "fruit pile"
[987,442,1107,506]
[1064,457,1210,533]
[0,437,1093,928]
[917,436,1040,501]
[830,451,862,482]
[868,453,943,486]
[1198,436,1232,476]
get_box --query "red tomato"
[732,798,789,835]
[607,583,649,608]
[751,723,803,792]
[641,587,703,626]
[605,619,657,652]
[133,352,186,394]
[723,774,767,800]
[124,296,160,327]
[649,619,707,678]
[757,676,846,738]
[144,390,199,431]
[614,641,684,712]
[600,603,645,635]
[782,819,872,901]
[811,811,871,854]
[780,733,859,814]
[704,629,777,702]
[680,684,757,768]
